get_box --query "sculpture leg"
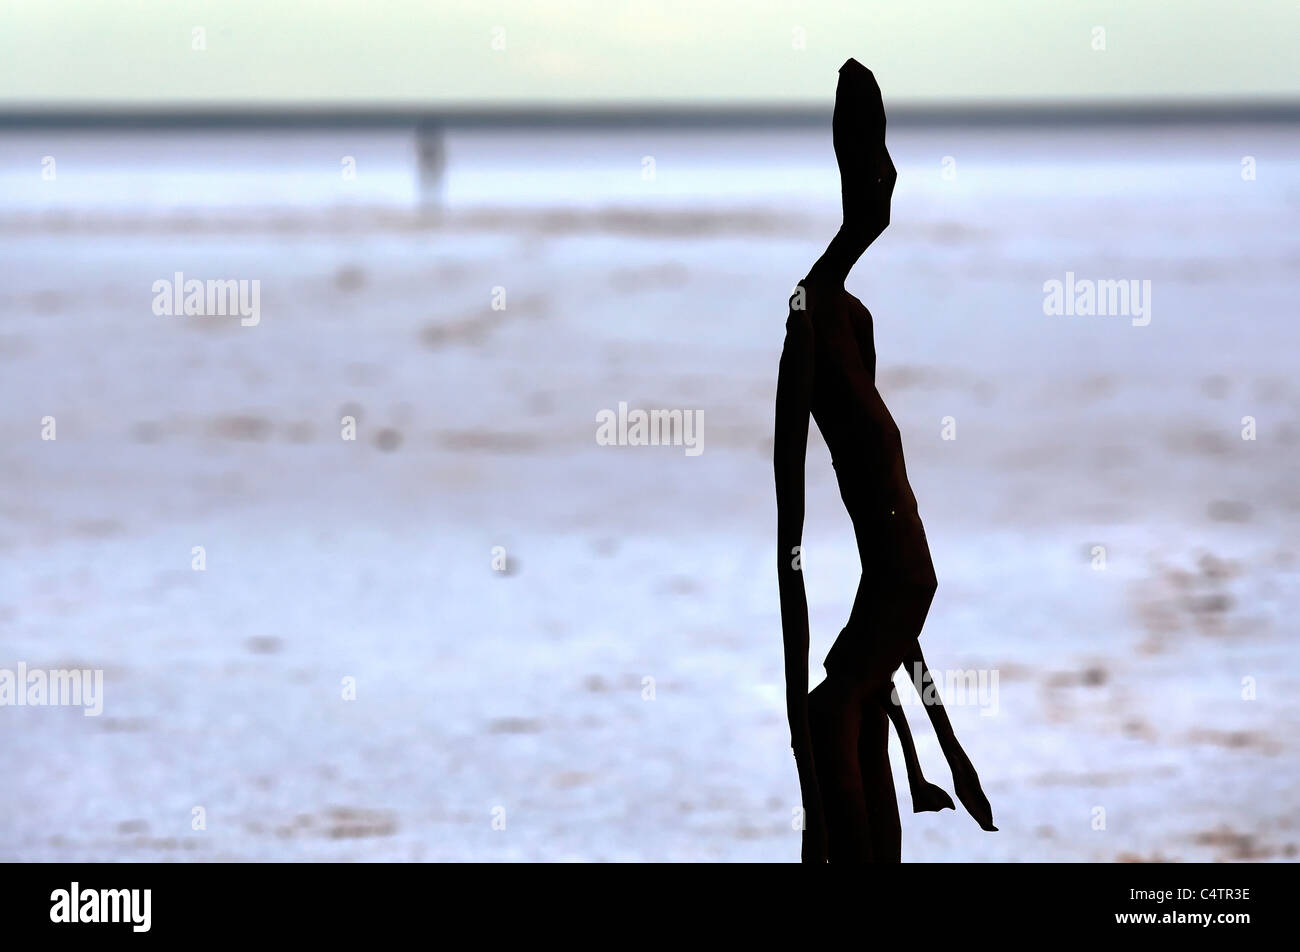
[808,676,873,863]
[857,700,901,861]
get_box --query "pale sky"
[1,0,1295,106]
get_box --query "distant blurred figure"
[416,122,446,208]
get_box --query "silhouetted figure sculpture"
[774,59,996,863]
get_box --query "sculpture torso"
[806,290,920,551]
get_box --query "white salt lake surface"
[1,125,1298,861]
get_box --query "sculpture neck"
[803,226,869,291]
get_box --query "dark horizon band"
[1,99,1298,131]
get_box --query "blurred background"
[1,1,1298,861]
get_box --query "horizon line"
[2,99,1299,131]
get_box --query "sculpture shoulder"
[777,307,816,396]
[783,305,814,343]
[839,291,873,324]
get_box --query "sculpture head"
[833,59,896,250]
